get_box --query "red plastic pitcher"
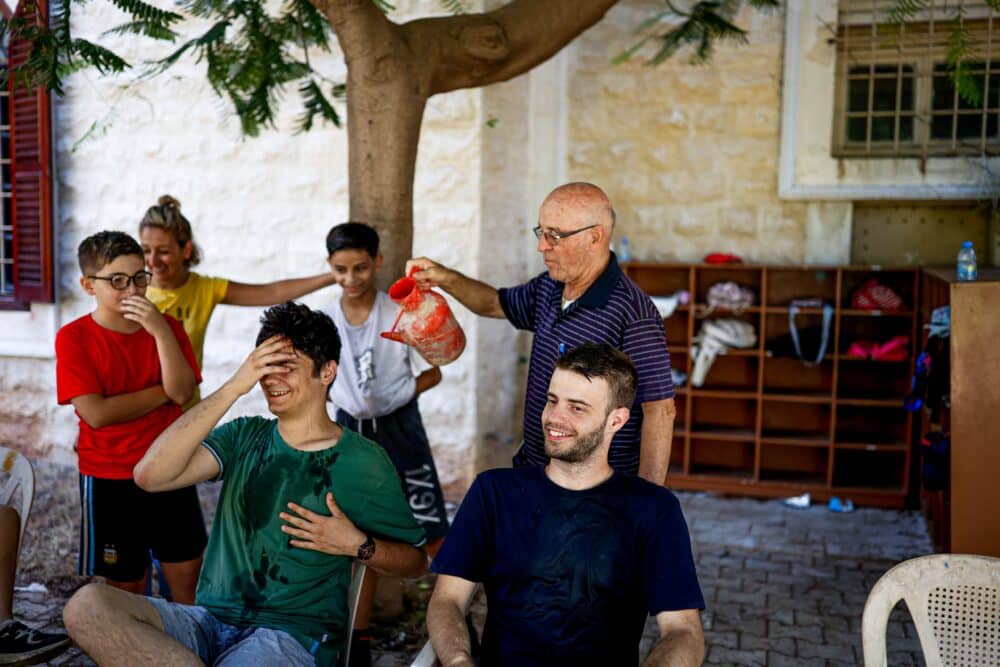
[381,270,466,366]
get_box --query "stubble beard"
[544,422,606,464]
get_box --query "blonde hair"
[139,195,201,267]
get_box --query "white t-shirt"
[326,291,428,419]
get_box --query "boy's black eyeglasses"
[88,271,153,290]
[532,224,598,246]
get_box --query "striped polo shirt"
[498,253,674,475]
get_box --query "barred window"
[834,1,1000,157]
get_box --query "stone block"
[705,646,766,666]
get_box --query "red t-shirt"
[55,314,202,479]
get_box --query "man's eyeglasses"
[88,271,153,291]
[532,224,598,246]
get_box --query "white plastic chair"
[862,554,1000,666]
[0,446,34,558]
[340,562,367,667]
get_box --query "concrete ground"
[17,462,932,665]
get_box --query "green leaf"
[437,0,466,14]
[296,78,341,133]
[72,39,131,74]
[103,20,178,41]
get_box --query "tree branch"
[308,0,396,61]
[403,0,620,95]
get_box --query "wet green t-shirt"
[197,417,426,665]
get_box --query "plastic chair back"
[339,562,367,667]
[0,446,34,559]
[862,554,1000,666]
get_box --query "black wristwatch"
[356,534,376,561]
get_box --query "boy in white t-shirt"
[324,222,449,666]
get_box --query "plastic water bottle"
[956,241,978,282]
[618,236,632,263]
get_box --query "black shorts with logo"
[78,475,207,582]
[337,398,450,542]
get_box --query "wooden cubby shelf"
[626,262,918,508]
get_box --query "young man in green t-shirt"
[62,302,427,667]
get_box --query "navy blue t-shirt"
[431,467,704,667]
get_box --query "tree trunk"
[315,0,619,280]
[345,46,427,289]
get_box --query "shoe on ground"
[0,619,71,666]
[782,492,811,509]
[828,497,855,513]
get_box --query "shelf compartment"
[762,356,833,394]
[836,442,907,452]
[690,396,757,435]
[761,400,831,440]
[690,428,757,441]
[760,433,830,446]
[663,312,689,354]
[840,268,916,312]
[765,267,837,306]
[840,309,915,318]
[837,397,905,407]
[689,389,757,399]
[832,448,906,490]
[762,392,832,403]
[628,265,689,296]
[763,311,836,364]
[836,405,909,444]
[759,443,829,485]
[695,267,762,308]
[689,438,755,479]
[837,362,910,400]
[692,355,758,392]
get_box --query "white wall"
[0,1,506,496]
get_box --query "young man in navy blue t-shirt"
[427,344,704,666]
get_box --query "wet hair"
[256,302,342,381]
[139,195,201,267]
[555,343,638,412]
[325,222,379,258]
[77,231,143,275]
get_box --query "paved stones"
[661,491,932,666]
[19,463,933,665]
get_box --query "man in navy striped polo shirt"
[407,182,677,484]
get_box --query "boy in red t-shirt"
[56,231,206,603]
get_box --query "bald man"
[407,182,677,485]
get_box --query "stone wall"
[565,1,826,264]
[0,1,491,497]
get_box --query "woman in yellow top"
[139,195,337,404]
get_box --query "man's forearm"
[642,627,704,667]
[134,382,240,488]
[365,540,427,578]
[440,271,504,319]
[639,398,676,486]
[427,597,475,667]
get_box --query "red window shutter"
[9,0,53,304]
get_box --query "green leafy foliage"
[616,0,779,66]
[438,0,467,14]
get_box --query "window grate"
[834,2,1000,158]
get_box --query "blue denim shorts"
[147,597,315,666]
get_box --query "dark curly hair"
[256,302,342,380]
[555,343,637,413]
[77,231,143,274]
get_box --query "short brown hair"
[77,231,143,274]
[554,343,637,412]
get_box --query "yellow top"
[147,272,229,407]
